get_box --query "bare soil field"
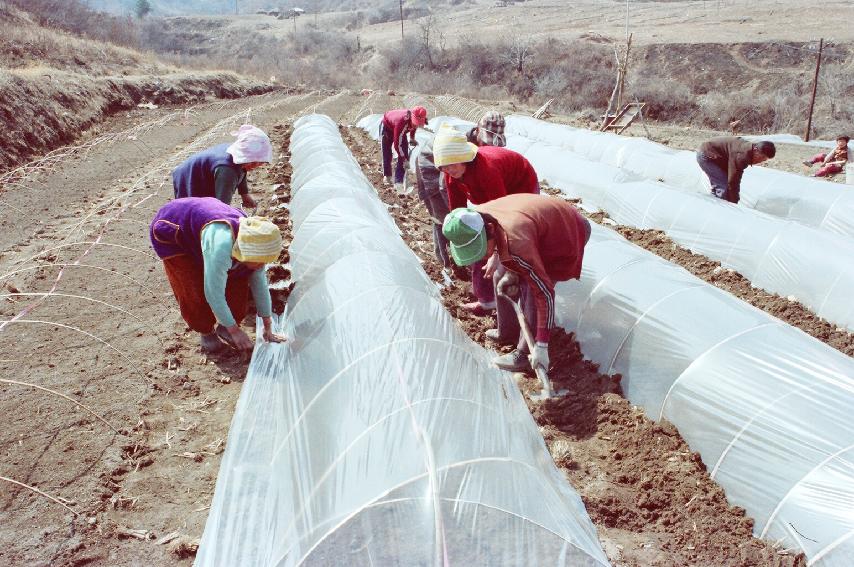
[0,86,825,565]
[0,90,372,566]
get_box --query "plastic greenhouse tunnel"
[505,116,854,240]
[358,113,854,565]
[554,223,854,566]
[498,126,854,332]
[194,115,610,567]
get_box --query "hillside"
[115,0,853,139]
[0,2,278,170]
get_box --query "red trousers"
[162,255,250,334]
[808,153,844,177]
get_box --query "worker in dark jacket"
[442,194,591,373]
[172,125,273,208]
[696,137,775,203]
[414,131,452,268]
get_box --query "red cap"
[411,106,428,127]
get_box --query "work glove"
[529,342,549,371]
[496,271,519,299]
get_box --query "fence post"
[804,38,823,142]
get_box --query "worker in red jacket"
[381,106,428,192]
[433,124,539,315]
[443,194,591,373]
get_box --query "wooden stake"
[0,476,79,516]
[804,38,823,142]
[602,34,632,130]
[399,0,404,42]
[617,33,633,111]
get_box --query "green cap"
[442,207,487,266]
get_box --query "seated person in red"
[433,124,539,315]
[803,135,850,177]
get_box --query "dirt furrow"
[340,124,804,567]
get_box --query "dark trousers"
[494,266,537,353]
[381,124,409,183]
[696,152,733,202]
[415,166,451,267]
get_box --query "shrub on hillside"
[631,75,698,122]
[9,0,140,47]
[699,87,804,133]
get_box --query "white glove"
[496,271,519,298]
[529,342,549,370]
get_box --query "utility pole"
[234,0,238,15]
[625,0,629,41]
[399,0,404,42]
[804,38,823,142]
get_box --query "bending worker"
[434,123,539,316]
[172,124,273,208]
[150,197,286,353]
[381,106,428,191]
[443,193,591,373]
[696,136,775,204]
[414,129,452,270]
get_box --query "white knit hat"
[227,125,273,164]
[433,124,478,167]
[231,216,282,264]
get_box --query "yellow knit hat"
[433,124,478,167]
[232,216,282,264]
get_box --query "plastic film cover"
[196,115,610,567]
[561,223,854,566]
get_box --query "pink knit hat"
[227,125,273,164]
[411,106,428,127]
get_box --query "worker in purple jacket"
[172,125,273,209]
[150,197,286,354]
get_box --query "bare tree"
[502,36,533,73]
[418,15,445,68]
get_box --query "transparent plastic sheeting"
[359,111,854,562]
[196,115,610,567]
[556,223,854,566]
[506,116,854,239]
[502,125,854,331]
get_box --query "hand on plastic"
[529,342,549,371]
[241,193,258,209]
[496,271,519,299]
[262,328,288,343]
[409,138,418,147]
[483,252,501,280]
[260,317,287,344]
